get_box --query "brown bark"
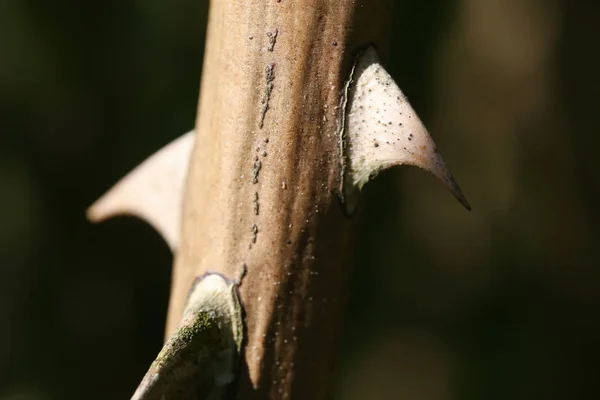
[167,1,393,398]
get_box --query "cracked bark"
[167,1,393,398]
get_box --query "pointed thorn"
[343,46,471,212]
[130,274,243,400]
[87,131,195,250]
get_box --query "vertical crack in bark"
[267,28,279,52]
[259,63,275,129]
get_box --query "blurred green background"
[1,0,598,399]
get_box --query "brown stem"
[167,1,393,398]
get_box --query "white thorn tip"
[343,46,470,211]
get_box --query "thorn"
[343,47,470,212]
[87,131,195,250]
[131,274,243,400]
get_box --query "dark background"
[1,1,599,399]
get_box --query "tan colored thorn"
[87,131,195,250]
[343,46,470,213]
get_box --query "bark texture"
[167,1,393,398]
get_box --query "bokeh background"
[1,0,598,399]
